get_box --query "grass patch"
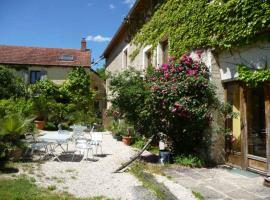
[65,169,76,173]
[192,191,205,200]
[130,162,176,200]
[132,138,159,155]
[139,162,167,176]
[174,155,203,168]
[48,185,57,191]
[0,175,112,200]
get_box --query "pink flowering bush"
[143,55,218,153]
[109,55,218,155]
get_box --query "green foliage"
[192,191,205,200]
[238,65,270,86]
[61,67,94,108]
[109,68,149,129]
[130,162,173,200]
[132,0,270,57]
[96,66,107,80]
[0,98,34,119]
[31,95,49,121]
[44,121,58,131]
[29,78,58,99]
[0,175,111,200]
[174,154,203,168]
[109,56,219,155]
[0,66,27,99]
[0,114,33,159]
[28,67,96,125]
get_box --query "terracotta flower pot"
[34,120,45,130]
[122,136,132,145]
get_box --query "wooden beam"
[265,82,270,175]
[240,84,248,169]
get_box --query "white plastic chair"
[72,126,85,141]
[72,139,94,161]
[24,134,50,159]
[58,130,71,151]
[90,132,103,155]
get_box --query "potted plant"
[122,127,134,146]
[32,95,48,130]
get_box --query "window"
[123,49,128,69]
[161,40,168,64]
[146,51,152,68]
[30,71,42,84]
[59,55,74,61]
[143,45,152,70]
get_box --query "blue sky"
[0,0,135,69]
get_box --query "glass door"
[246,85,266,158]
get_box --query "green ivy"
[131,0,270,58]
[238,65,270,86]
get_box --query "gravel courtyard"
[19,131,195,200]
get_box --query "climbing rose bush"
[144,55,218,153]
[109,54,218,154]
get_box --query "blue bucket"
[159,150,171,164]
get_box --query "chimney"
[81,38,87,51]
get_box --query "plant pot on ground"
[34,120,45,130]
[122,136,132,145]
[32,95,49,130]
[120,127,135,145]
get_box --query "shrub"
[109,55,218,155]
[109,68,149,129]
[0,114,33,160]
[44,122,57,131]
[0,66,27,99]
[174,155,203,168]
[144,56,219,154]
[0,98,34,119]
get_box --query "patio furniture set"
[25,125,103,162]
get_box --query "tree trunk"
[113,134,155,173]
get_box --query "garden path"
[21,131,194,200]
[165,166,270,200]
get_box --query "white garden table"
[38,132,72,161]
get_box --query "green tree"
[0,66,27,99]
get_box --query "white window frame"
[157,39,169,67]
[142,45,152,71]
[122,44,129,69]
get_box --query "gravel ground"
[21,131,195,200]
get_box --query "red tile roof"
[0,45,90,67]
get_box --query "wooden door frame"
[240,83,248,169]
[265,82,270,176]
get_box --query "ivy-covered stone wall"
[132,0,270,57]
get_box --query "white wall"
[218,42,270,81]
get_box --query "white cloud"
[86,35,111,42]
[123,0,135,8]
[109,4,115,9]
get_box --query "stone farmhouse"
[103,0,270,175]
[0,39,106,115]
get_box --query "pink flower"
[164,73,170,79]
[187,69,197,76]
[171,108,177,113]
[162,64,169,71]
